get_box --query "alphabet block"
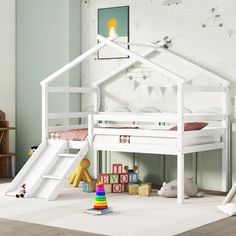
[128,184,139,195]
[128,173,138,183]
[110,174,119,184]
[100,174,110,184]
[83,181,96,193]
[112,184,123,193]
[139,185,151,197]
[112,164,123,174]
[104,184,112,193]
[120,173,129,184]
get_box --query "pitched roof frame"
[41,35,230,88]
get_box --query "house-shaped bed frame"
[5,35,231,204]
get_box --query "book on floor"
[84,207,113,215]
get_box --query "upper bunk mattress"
[94,134,221,147]
[50,128,88,141]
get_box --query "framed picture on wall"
[97,6,130,60]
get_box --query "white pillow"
[217,203,236,216]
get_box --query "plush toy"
[16,184,26,198]
[124,165,138,173]
[28,146,38,157]
[158,177,204,199]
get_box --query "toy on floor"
[218,182,236,216]
[69,158,93,187]
[84,182,113,215]
[99,164,139,193]
[16,183,26,198]
[158,177,204,199]
[222,182,236,205]
[28,146,38,157]
[218,183,236,216]
[94,182,108,210]
[139,183,152,197]
[83,181,96,193]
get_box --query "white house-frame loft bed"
[5,35,231,204]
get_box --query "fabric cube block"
[139,185,151,197]
[128,184,139,195]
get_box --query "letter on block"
[104,184,112,193]
[128,173,138,183]
[112,184,122,193]
[83,181,96,193]
[110,174,119,184]
[120,173,129,184]
[112,164,123,174]
[100,174,110,184]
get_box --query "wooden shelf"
[0,153,16,158]
[0,127,16,131]
[0,110,16,177]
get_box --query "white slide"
[5,139,89,200]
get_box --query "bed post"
[177,84,184,204]
[222,86,230,191]
[42,84,48,142]
[92,85,100,179]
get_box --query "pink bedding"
[50,128,88,141]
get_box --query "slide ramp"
[5,139,89,200]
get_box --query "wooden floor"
[1,217,235,236]
[0,218,100,236]
[177,216,235,236]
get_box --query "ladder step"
[57,153,77,158]
[42,175,61,180]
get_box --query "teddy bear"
[16,183,26,198]
[158,177,204,199]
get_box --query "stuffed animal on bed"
[158,177,204,199]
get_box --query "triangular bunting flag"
[133,80,140,90]
[160,87,167,96]
[147,86,154,95]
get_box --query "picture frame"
[97,6,130,60]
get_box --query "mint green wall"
[16,0,80,171]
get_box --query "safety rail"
[42,85,98,140]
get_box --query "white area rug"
[0,183,227,236]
